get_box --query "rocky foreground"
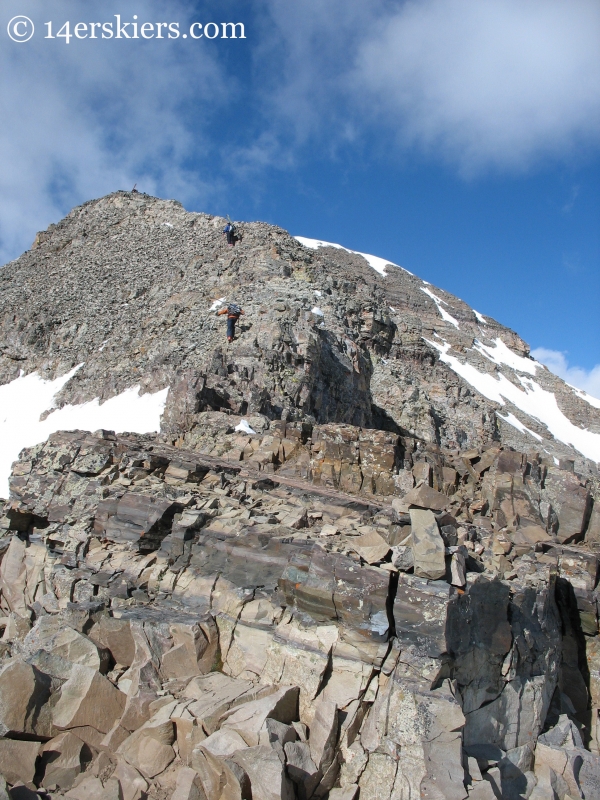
[0,412,599,799]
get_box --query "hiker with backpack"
[223,219,235,246]
[217,302,244,342]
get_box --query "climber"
[217,302,244,343]
[223,220,235,246]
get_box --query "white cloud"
[353,0,600,173]
[531,347,600,400]
[3,0,600,263]
[262,0,600,175]
[0,0,226,263]
[562,185,580,214]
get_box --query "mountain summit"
[0,190,598,492]
[0,191,600,797]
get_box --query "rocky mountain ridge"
[0,191,598,480]
[0,191,599,799]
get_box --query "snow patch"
[0,368,168,497]
[420,287,460,329]
[294,236,410,277]
[426,338,600,463]
[311,307,325,317]
[163,222,174,228]
[474,310,487,324]
[313,290,322,297]
[474,337,538,375]
[235,419,256,435]
[209,297,226,312]
[498,412,543,441]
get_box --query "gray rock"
[52,663,126,734]
[410,508,446,580]
[264,718,298,747]
[394,574,455,657]
[0,660,52,737]
[328,789,358,800]
[232,745,295,800]
[390,544,414,571]
[404,485,451,511]
[309,699,338,774]
[201,728,249,757]
[464,743,505,769]
[221,686,300,746]
[537,714,583,749]
[0,738,40,786]
[284,741,320,799]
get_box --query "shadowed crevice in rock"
[554,577,594,747]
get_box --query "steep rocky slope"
[0,192,599,799]
[0,191,598,482]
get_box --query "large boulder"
[410,508,446,580]
[0,738,40,785]
[221,685,300,746]
[39,731,90,791]
[23,615,109,672]
[116,701,176,779]
[52,663,126,733]
[543,468,592,543]
[232,745,295,800]
[0,659,52,737]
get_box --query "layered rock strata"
[0,423,599,798]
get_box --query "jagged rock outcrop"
[1,191,600,798]
[0,191,598,481]
[0,425,599,798]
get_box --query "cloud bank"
[351,0,600,174]
[259,0,600,174]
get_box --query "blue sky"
[1,0,599,391]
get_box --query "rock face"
[0,192,600,798]
[0,426,599,799]
[0,191,598,477]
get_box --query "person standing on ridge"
[217,302,244,343]
[223,219,235,246]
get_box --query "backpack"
[228,303,241,316]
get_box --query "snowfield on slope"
[498,411,543,441]
[295,236,409,277]
[427,339,600,463]
[474,337,538,375]
[0,368,168,497]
